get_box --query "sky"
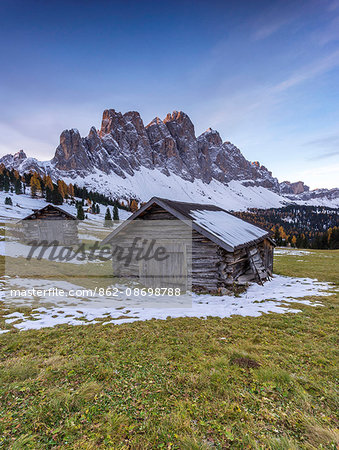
[0,0,338,189]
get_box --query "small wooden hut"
[20,204,78,245]
[102,197,275,293]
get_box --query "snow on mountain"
[61,166,288,211]
[1,109,338,210]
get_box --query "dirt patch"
[230,356,261,369]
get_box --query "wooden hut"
[102,197,275,293]
[20,204,78,245]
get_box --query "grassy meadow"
[0,249,338,449]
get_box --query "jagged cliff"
[47,109,279,189]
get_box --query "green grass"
[0,250,338,448]
[274,248,339,283]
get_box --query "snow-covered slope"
[61,167,289,211]
[60,166,339,210]
[0,190,130,222]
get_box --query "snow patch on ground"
[0,275,335,332]
[274,248,312,256]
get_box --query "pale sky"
[0,0,338,189]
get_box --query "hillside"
[0,190,131,223]
[234,205,339,249]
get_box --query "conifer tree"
[44,175,53,191]
[68,183,75,198]
[104,207,113,227]
[15,178,22,195]
[45,186,53,203]
[113,203,119,221]
[57,180,68,198]
[4,175,10,192]
[30,173,41,198]
[77,204,85,220]
[93,202,100,214]
[52,187,63,205]
[130,199,138,212]
[329,227,339,249]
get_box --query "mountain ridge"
[1,109,338,210]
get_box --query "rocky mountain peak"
[14,150,27,161]
[162,110,200,180]
[280,180,310,195]
[146,117,163,128]
[2,107,319,200]
[123,111,150,145]
[198,128,223,146]
[1,107,337,207]
[86,126,101,152]
[59,129,81,156]
[146,116,185,177]
[123,110,142,124]
[99,109,124,137]
[88,126,98,137]
[163,110,196,138]
[51,128,92,172]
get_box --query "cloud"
[315,15,339,45]
[285,158,339,189]
[252,19,290,40]
[298,162,339,176]
[303,134,339,160]
[192,45,339,189]
[251,0,312,41]
[305,134,339,147]
[206,48,339,133]
[327,0,339,11]
[309,150,339,160]
[272,50,339,93]
[252,1,339,47]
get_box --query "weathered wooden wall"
[108,204,274,293]
[21,208,78,245]
[109,209,191,289]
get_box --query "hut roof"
[102,197,274,252]
[21,204,77,221]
